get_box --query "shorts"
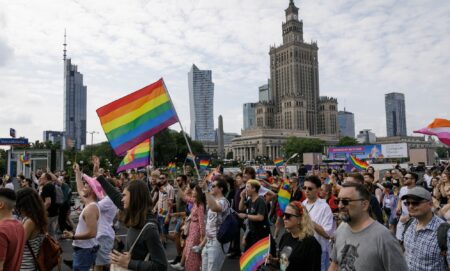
[175,217,183,233]
[95,235,114,265]
[157,216,169,234]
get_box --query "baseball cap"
[82,174,105,200]
[400,186,431,201]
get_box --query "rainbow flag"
[117,139,150,173]
[240,236,270,271]
[199,159,209,170]
[168,162,176,172]
[20,152,30,164]
[273,158,284,167]
[278,180,291,213]
[186,152,195,162]
[96,78,178,155]
[414,118,450,146]
[348,155,369,171]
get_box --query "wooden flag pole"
[162,79,201,180]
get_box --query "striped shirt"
[20,234,44,271]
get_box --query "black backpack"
[217,199,239,244]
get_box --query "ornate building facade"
[233,0,339,161]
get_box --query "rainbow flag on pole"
[273,158,284,167]
[117,139,150,173]
[186,153,196,162]
[348,155,369,171]
[199,159,209,170]
[278,180,291,213]
[96,78,178,155]
[20,152,30,164]
[240,236,270,271]
[414,118,450,146]
[168,162,176,173]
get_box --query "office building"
[385,92,407,137]
[338,109,355,138]
[259,81,270,102]
[188,64,215,142]
[43,131,64,146]
[243,103,257,130]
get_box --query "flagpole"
[264,234,271,266]
[161,79,201,180]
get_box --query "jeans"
[201,238,229,271]
[321,250,329,271]
[73,246,99,271]
[48,215,59,239]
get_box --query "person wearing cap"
[381,181,398,232]
[395,172,417,240]
[62,163,100,271]
[0,188,25,271]
[401,186,450,271]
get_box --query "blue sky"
[0,0,449,144]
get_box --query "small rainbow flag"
[348,155,369,171]
[186,152,195,162]
[278,180,291,213]
[199,159,209,170]
[117,139,150,173]
[240,236,270,271]
[20,152,30,164]
[168,162,176,172]
[414,118,450,146]
[96,78,178,155]
[273,158,284,167]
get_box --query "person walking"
[15,188,48,271]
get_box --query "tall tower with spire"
[63,31,87,150]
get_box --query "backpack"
[27,234,63,271]
[54,184,64,205]
[217,199,239,244]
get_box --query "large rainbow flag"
[348,155,369,171]
[414,118,450,146]
[117,139,150,173]
[240,236,270,271]
[278,180,291,213]
[96,79,178,155]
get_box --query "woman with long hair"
[16,188,48,271]
[171,185,206,271]
[96,175,168,271]
[266,201,321,271]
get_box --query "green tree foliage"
[0,149,7,175]
[337,136,359,146]
[282,137,325,160]
[436,147,450,159]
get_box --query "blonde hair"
[289,201,315,239]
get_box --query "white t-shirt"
[395,186,411,240]
[205,197,229,238]
[302,198,336,253]
[5,182,14,190]
[157,183,174,217]
[97,196,118,238]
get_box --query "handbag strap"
[26,240,40,271]
[128,222,153,255]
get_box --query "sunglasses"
[283,213,300,220]
[403,200,426,207]
[334,198,365,206]
[303,186,315,191]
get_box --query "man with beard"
[155,173,174,246]
[395,172,417,240]
[329,183,407,271]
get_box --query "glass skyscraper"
[338,109,355,138]
[188,64,215,142]
[63,58,87,150]
[385,92,407,137]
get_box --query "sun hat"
[82,174,105,200]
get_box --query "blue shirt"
[403,215,450,271]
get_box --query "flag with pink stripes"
[414,118,450,146]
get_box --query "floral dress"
[183,202,205,271]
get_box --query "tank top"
[20,218,44,271]
[73,202,100,248]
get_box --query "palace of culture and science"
[232,0,339,161]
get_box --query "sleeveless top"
[73,202,100,248]
[20,218,45,271]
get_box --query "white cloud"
[0,0,449,144]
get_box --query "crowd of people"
[0,159,449,271]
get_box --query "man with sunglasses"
[302,176,335,271]
[401,186,450,270]
[155,173,174,246]
[329,183,407,271]
[395,172,417,240]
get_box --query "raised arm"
[96,175,124,210]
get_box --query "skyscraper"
[385,92,407,137]
[188,64,215,142]
[338,109,355,138]
[243,103,256,130]
[63,33,87,150]
[259,81,270,102]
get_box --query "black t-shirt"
[278,233,322,271]
[41,183,58,217]
[246,196,268,232]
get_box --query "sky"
[0,0,449,145]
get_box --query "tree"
[337,136,359,146]
[436,147,450,159]
[282,137,325,160]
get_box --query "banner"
[381,143,408,158]
[328,143,408,159]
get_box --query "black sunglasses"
[403,200,426,207]
[334,198,365,206]
[283,213,300,220]
[303,186,314,191]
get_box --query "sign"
[328,145,383,159]
[10,128,16,138]
[381,143,408,158]
[0,138,29,146]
